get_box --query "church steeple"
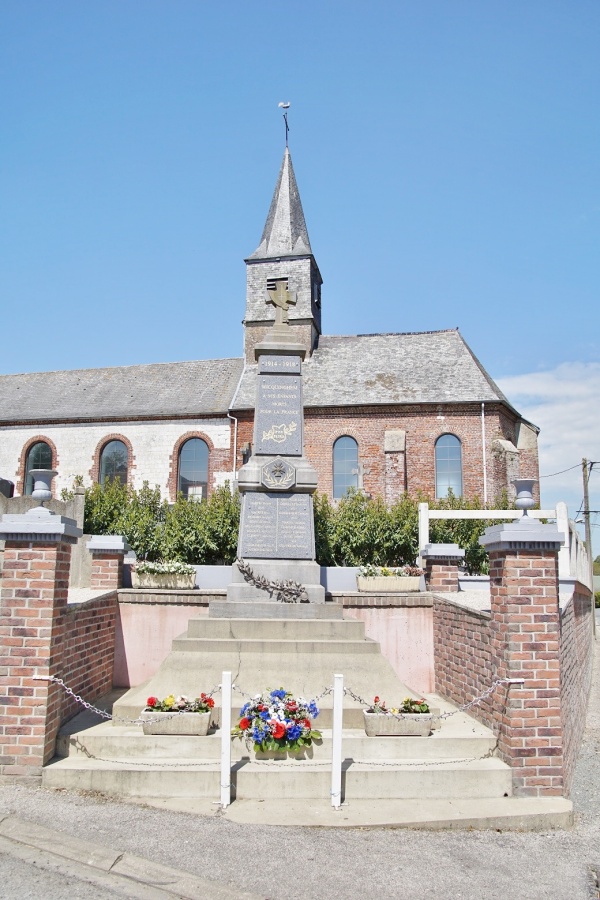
[249,148,312,260]
[243,148,322,362]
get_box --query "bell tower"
[243,148,322,362]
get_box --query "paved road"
[1,638,599,900]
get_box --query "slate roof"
[247,148,313,260]
[0,331,518,425]
[231,329,516,411]
[0,358,245,424]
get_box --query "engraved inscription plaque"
[239,492,314,559]
[258,355,301,375]
[255,375,303,456]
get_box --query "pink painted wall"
[113,604,209,687]
[341,607,434,694]
[114,600,435,694]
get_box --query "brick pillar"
[480,519,565,797]
[0,507,81,781]
[86,535,130,590]
[422,543,465,593]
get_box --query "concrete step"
[139,796,573,831]
[171,637,380,654]
[186,617,366,640]
[42,755,512,800]
[57,723,496,762]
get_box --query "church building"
[0,148,539,505]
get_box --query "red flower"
[146,696,158,707]
[239,717,251,730]
[272,722,286,739]
[206,697,215,708]
[373,696,380,703]
[302,718,312,730]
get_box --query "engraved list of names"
[239,493,314,559]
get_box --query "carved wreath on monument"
[236,558,309,603]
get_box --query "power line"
[539,463,582,478]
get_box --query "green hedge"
[76,482,510,574]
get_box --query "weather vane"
[278,101,290,147]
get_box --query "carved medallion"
[261,457,296,491]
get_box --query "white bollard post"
[331,674,344,810]
[220,671,232,809]
[418,502,429,567]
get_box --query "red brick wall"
[58,596,117,723]
[433,578,593,798]
[1,541,72,779]
[425,560,460,592]
[90,553,123,590]
[488,549,564,797]
[1,539,117,781]
[302,403,525,503]
[432,597,494,730]
[560,587,593,794]
[232,402,532,504]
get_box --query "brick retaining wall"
[432,585,594,797]
[432,597,493,730]
[560,588,594,794]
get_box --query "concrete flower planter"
[140,711,211,735]
[363,711,433,737]
[356,576,421,592]
[132,571,196,590]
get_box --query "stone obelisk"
[223,278,325,611]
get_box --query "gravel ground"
[1,639,599,900]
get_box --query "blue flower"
[286,723,302,740]
[270,689,287,701]
[259,710,270,720]
[308,702,319,718]
[252,724,266,742]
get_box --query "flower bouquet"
[232,688,321,754]
[363,695,433,737]
[141,692,215,735]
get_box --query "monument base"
[209,600,342,619]
[226,559,325,605]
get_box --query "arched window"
[178,438,209,500]
[333,436,359,499]
[24,441,53,495]
[99,440,129,485]
[435,434,463,498]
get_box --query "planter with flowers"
[132,560,196,590]
[232,688,321,758]
[363,695,434,737]
[356,564,424,593]
[141,692,215,735]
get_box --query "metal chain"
[343,677,518,722]
[37,674,520,727]
[36,675,222,726]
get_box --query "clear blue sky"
[1,1,598,522]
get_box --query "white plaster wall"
[0,418,231,497]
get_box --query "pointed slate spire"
[249,148,312,259]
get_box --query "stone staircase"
[41,607,574,828]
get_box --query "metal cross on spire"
[278,101,290,147]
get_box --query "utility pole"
[582,458,596,638]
